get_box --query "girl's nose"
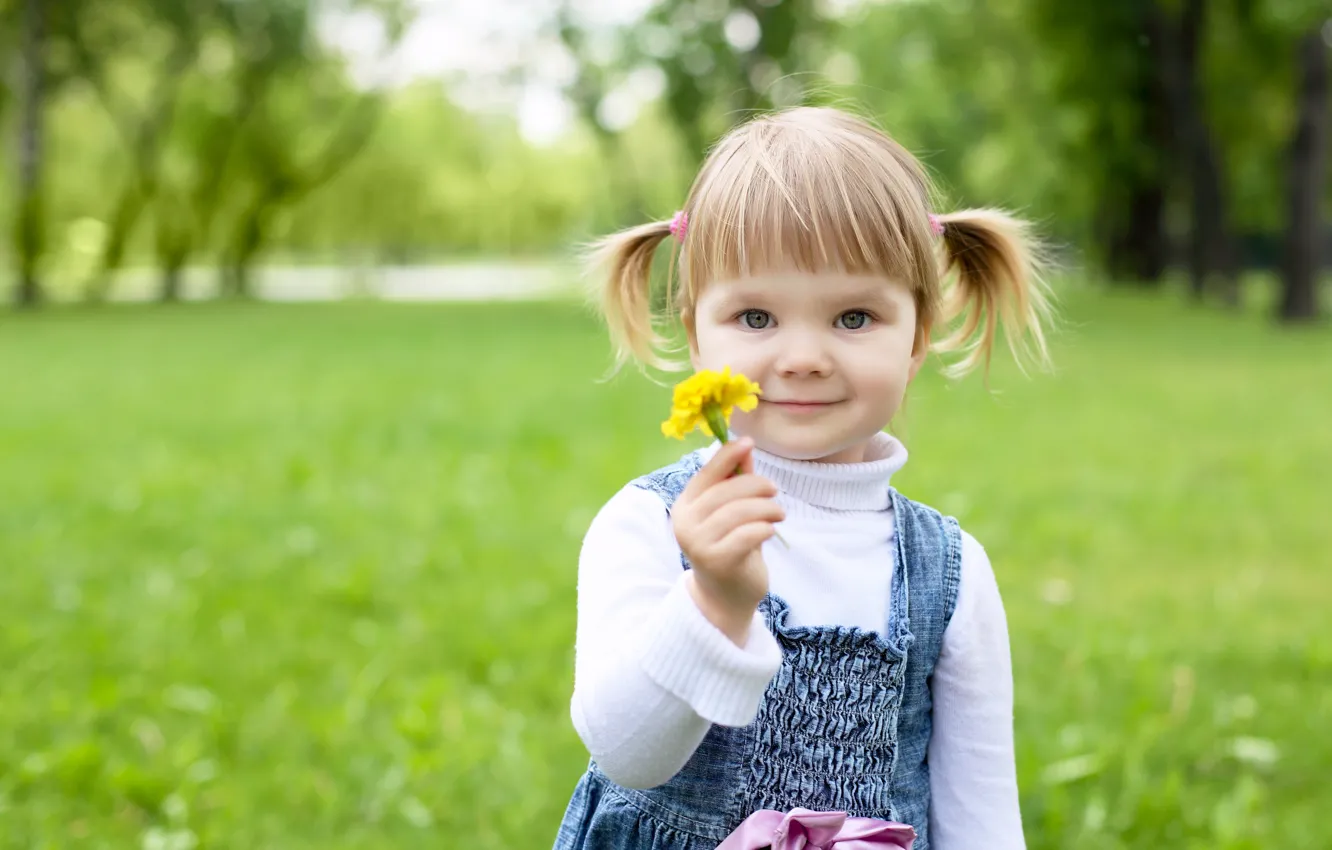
[774,330,833,377]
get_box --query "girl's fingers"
[711,522,777,562]
[683,437,755,498]
[698,498,785,544]
[691,473,778,515]
[736,443,755,476]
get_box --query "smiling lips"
[764,399,840,413]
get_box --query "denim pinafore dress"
[554,450,962,850]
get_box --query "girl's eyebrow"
[707,282,772,309]
[815,282,898,307]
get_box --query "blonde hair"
[590,106,1053,378]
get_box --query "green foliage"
[0,0,417,300]
[278,85,623,260]
[639,0,829,156]
[2,0,1328,297]
[0,287,1329,846]
[830,0,1075,227]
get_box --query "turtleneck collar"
[703,431,907,512]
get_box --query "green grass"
[1,286,1329,849]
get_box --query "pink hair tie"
[928,213,944,236]
[669,210,688,243]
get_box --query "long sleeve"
[927,531,1025,850]
[570,485,783,789]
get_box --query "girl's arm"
[928,531,1026,850]
[570,484,783,789]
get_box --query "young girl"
[554,106,1051,850]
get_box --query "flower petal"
[662,368,762,442]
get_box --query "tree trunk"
[1104,184,1169,285]
[160,257,186,302]
[231,206,270,299]
[1120,61,1171,286]
[88,190,146,302]
[1181,0,1237,300]
[1155,0,1238,301]
[219,262,246,299]
[221,200,271,299]
[156,219,193,303]
[14,0,45,309]
[1278,26,1329,322]
[1102,0,1173,286]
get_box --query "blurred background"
[1,0,1329,848]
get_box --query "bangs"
[593,105,1049,378]
[680,114,940,303]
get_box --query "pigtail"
[586,219,677,372]
[932,209,1055,379]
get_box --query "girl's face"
[687,271,927,464]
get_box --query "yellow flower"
[661,368,762,441]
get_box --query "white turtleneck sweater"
[570,433,1024,850]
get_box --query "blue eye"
[836,311,871,330]
[740,310,772,330]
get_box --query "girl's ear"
[683,309,702,371]
[908,320,930,382]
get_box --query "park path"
[107,261,578,303]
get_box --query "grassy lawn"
[1,286,1329,849]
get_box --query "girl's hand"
[671,437,784,644]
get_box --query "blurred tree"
[554,0,826,182]
[68,0,219,301]
[12,0,46,307]
[23,0,410,302]
[215,0,408,298]
[2,0,1322,308]
[149,32,269,302]
[1277,19,1328,321]
[1152,0,1240,302]
[642,0,826,161]
[1211,0,1329,317]
[13,0,115,301]
[221,85,383,297]
[278,80,617,260]
[0,0,12,136]
[555,0,645,220]
[835,0,1072,237]
[1023,0,1186,287]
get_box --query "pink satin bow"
[715,807,916,850]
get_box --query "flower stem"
[703,406,730,446]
